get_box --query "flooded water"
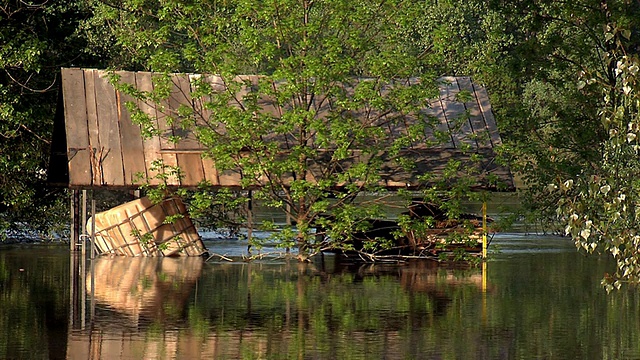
[1,235,639,359]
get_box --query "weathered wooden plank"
[425,98,455,148]
[116,71,148,186]
[59,70,512,191]
[190,75,222,185]
[189,74,213,136]
[475,85,502,147]
[135,72,163,186]
[456,77,486,149]
[118,208,145,255]
[419,104,436,146]
[439,77,475,149]
[94,70,125,186]
[170,74,205,186]
[201,156,221,186]
[155,74,180,186]
[61,68,92,186]
[84,69,102,185]
[219,170,243,187]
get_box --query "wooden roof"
[48,68,514,191]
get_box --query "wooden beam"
[116,71,147,186]
[170,74,206,186]
[62,68,92,186]
[94,71,125,186]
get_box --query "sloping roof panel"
[48,68,513,191]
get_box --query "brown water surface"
[0,235,638,359]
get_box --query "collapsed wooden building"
[48,68,514,257]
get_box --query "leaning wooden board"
[88,196,208,257]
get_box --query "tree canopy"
[4,0,640,281]
[0,1,100,238]
[87,0,469,257]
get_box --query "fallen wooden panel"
[88,196,208,257]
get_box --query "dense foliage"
[0,2,98,239]
[416,0,640,285]
[554,27,640,290]
[4,0,640,280]
[418,0,621,225]
[89,0,466,257]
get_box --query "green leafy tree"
[554,25,640,289]
[423,0,640,285]
[413,0,634,229]
[0,1,99,239]
[420,0,640,284]
[86,0,457,258]
[410,1,640,279]
[491,0,635,229]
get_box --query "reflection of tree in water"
[331,258,484,323]
[398,260,484,316]
[70,256,489,359]
[197,257,489,359]
[201,257,485,333]
[0,247,70,360]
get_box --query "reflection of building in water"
[335,260,488,317]
[398,261,486,317]
[67,257,204,359]
[66,258,492,359]
[399,261,485,293]
[89,257,202,322]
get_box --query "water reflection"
[66,256,487,359]
[68,257,204,359]
[88,257,202,323]
[2,237,640,359]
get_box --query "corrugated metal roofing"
[48,68,513,190]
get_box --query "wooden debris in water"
[88,196,208,257]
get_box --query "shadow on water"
[2,235,640,359]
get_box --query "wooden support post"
[81,190,87,259]
[285,203,291,253]
[91,191,96,259]
[90,198,96,322]
[285,203,292,226]
[69,251,81,330]
[81,242,86,330]
[70,189,80,251]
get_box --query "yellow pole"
[482,260,487,293]
[482,202,488,321]
[482,201,487,259]
[482,261,487,322]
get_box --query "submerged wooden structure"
[89,197,207,257]
[48,68,514,256]
[333,200,491,260]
